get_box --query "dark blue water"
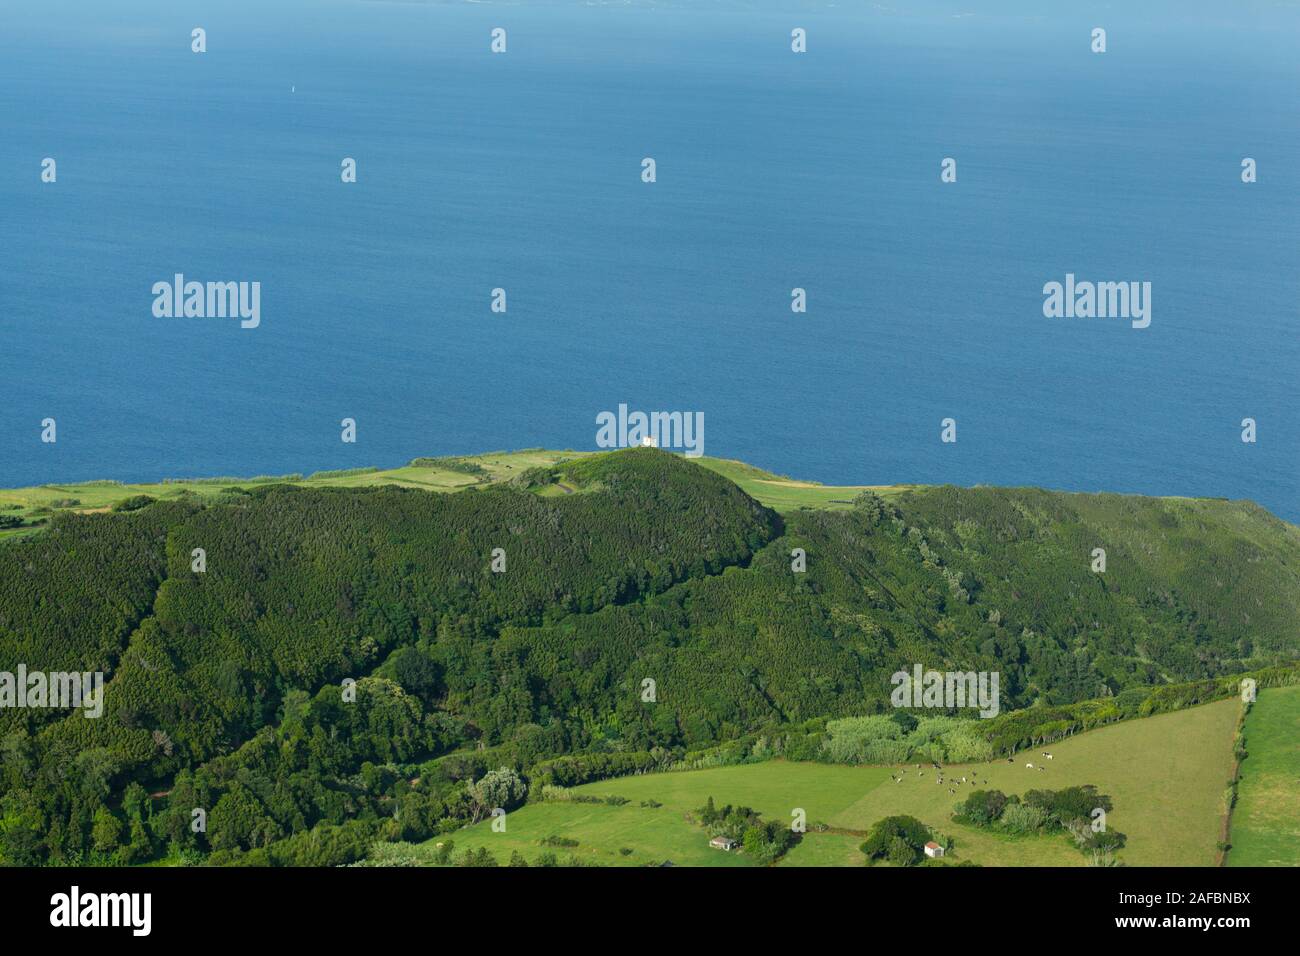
[2,1,1296,520]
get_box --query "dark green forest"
[1,449,1297,865]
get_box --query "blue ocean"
[2,0,1296,520]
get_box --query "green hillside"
[1,448,1296,867]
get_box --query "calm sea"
[2,0,1296,520]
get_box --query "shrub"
[112,495,156,512]
[1000,802,1049,834]
[956,789,1008,825]
[888,836,919,867]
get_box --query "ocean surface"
[2,0,1297,520]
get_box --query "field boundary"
[1217,697,1250,866]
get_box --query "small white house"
[710,836,739,851]
[924,841,944,859]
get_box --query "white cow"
[1026,762,1034,769]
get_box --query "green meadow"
[0,449,585,540]
[1228,684,1300,866]
[372,800,752,868]
[386,761,890,868]
[825,697,1240,867]
[392,697,1239,867]
[692,457,915,511]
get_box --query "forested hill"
[0,449,1296,865]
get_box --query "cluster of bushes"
[540,834,579,848]
[451,846,498,867]
[403,841,597,868]
[953,786,1125,861]
[859,815,950,866]
[696,797,795,864]
[821,714,994,765]
[110,494,156,512]
[409,457,488,477]
[531,750,671,788]
[208,820,377,867]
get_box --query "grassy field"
[827,697,1240,867]
[574,760,893,824]
[390,697,1239,867]
[1227,684,1300,866]
[0,449,588,540]
[379,762,888,868]
[372,800,755,868]
[692,457,915,511]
